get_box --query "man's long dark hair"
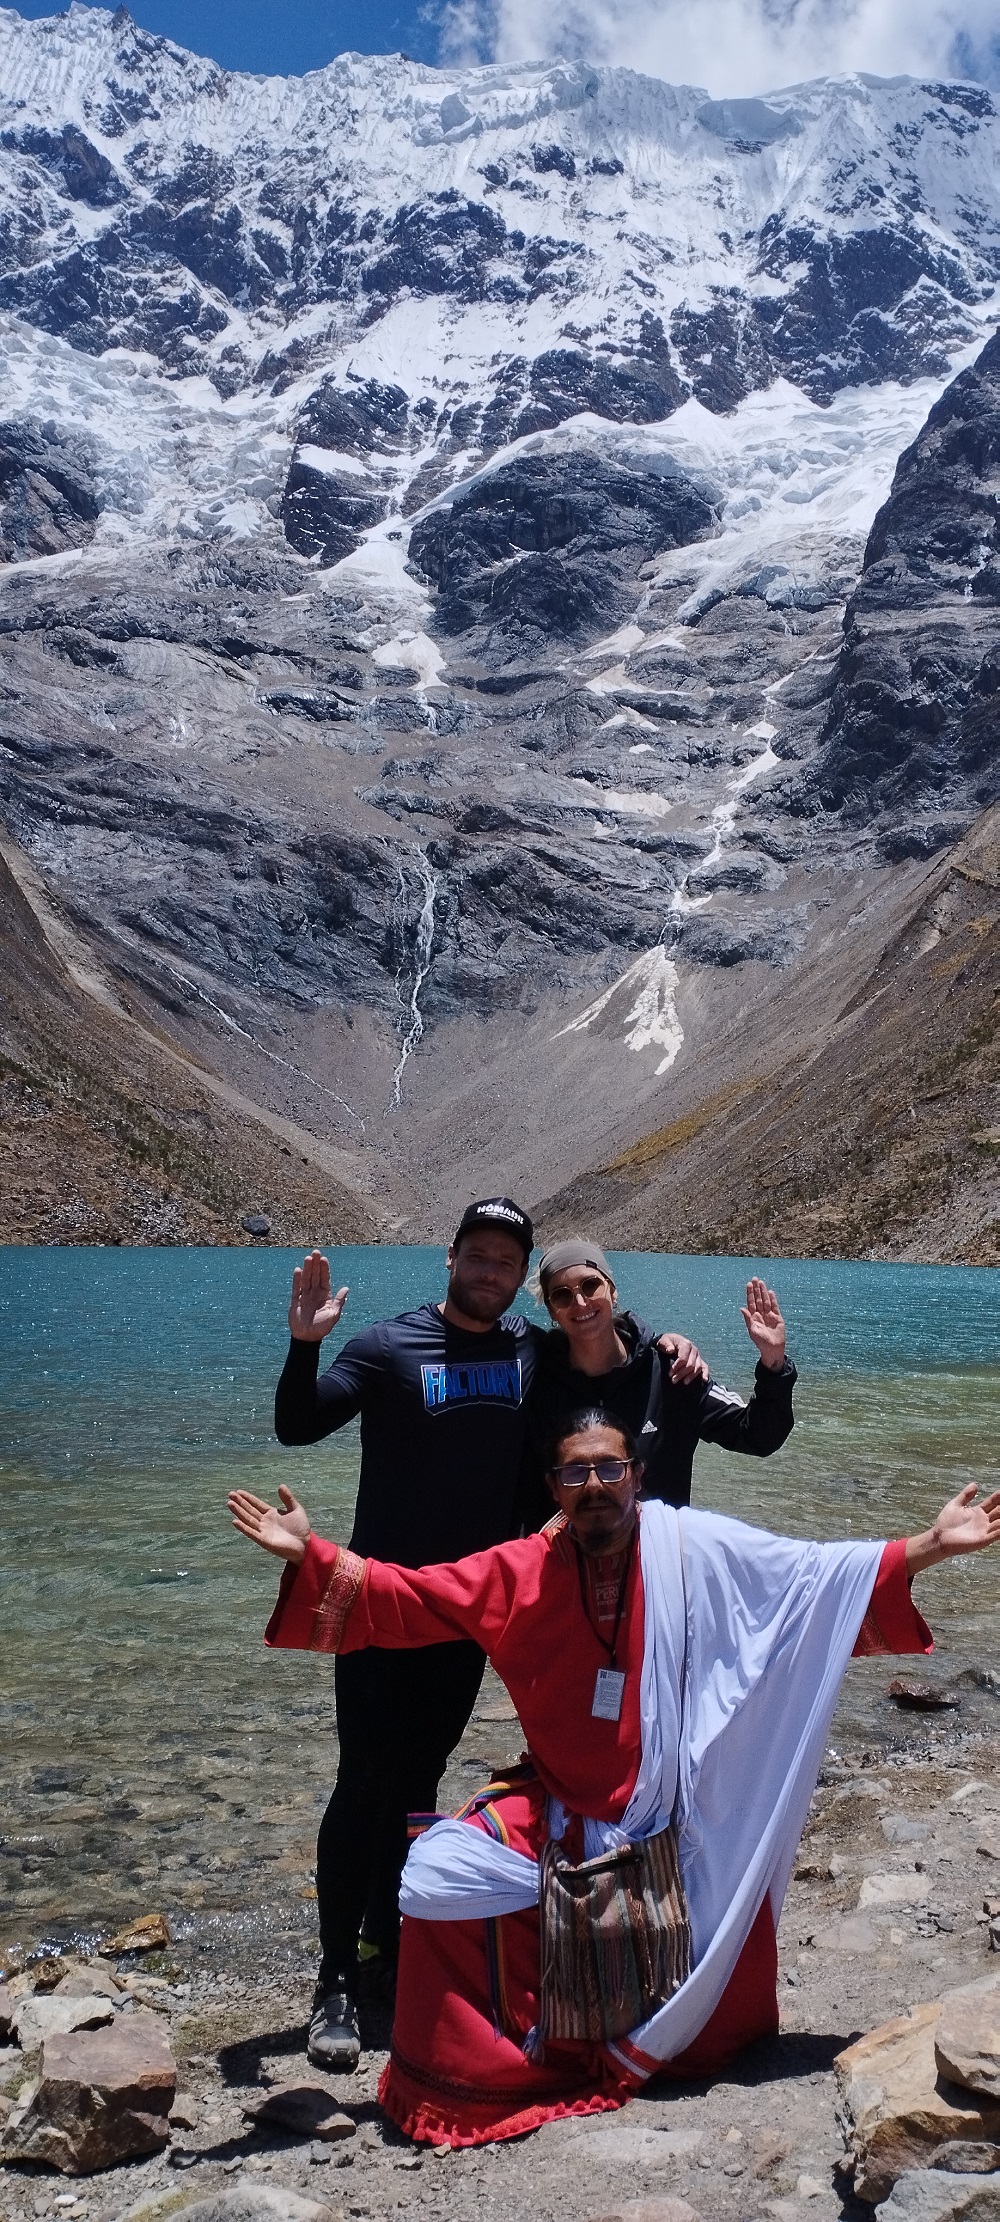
[545,1405,640,1472]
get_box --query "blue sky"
[11,0,439,71]
[9,0,998,96]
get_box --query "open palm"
[288,1250,349,1342]
[741,1278,786,1370]
[228,1484,311,1564]
[935,1484,1000,1558]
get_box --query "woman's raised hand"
[740,1279,787,1371]
[288,1250,349,1342]
[906,1484,1000,1575]
[229,1483,311,1566]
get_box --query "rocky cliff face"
[0,10,998,1245]
[815,330,1000,847]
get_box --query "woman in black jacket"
[520,1237,796,1523]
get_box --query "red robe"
[267,1522,930,2145]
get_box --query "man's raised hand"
[906,1484,1000,1575]
[288,1250,349,1342]
[228,1483,311,1566]
[741,1279,786,1372]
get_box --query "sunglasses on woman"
[546,1275,611,1309]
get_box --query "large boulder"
[835,1989,1000,2203]
[937,1983,1000,2100]
[875,2169,1000,2220]
[0,2009,176,2172]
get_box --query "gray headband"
[538,1238,614,1287]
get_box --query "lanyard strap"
[574,1527,636,1671]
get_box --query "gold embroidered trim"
[310,1547,366,1652]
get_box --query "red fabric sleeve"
[852,1538,933,1657]
[264,1534,367,1653]
[263,1532,536,1657]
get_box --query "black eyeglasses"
[550,1457,633,1490]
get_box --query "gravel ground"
[2,1709,1000,2222]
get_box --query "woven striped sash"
[536,1822,690,2047]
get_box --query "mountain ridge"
[0,10,997,1251]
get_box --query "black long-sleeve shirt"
[519,1310,797,1528]
[274,1303,542,1568]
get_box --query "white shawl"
[399,1502,883,2068]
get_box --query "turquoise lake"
[0,1246,997,1953]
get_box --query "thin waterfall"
[389,848,438,1108]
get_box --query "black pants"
[316,1640,486,1992]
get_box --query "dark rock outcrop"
[408,451,718,656]
[814,330,1000,833]
[0,420,100,560]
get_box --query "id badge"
[592,1667,625,1722]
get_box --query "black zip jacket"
[520,1310,796,1527]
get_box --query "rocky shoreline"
[3,1690,1000,2222]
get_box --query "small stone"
[584,2203,699,2222]
[308,2143,330,2166]
[397,2154,421,2169]
[169,2151,200,2169]
[102,1914,172,1956]
[883,1817,933,1846]
[754,2134,791,2175]
[169,2094,200,2130]
[978,1836,1000,1862]
[166,2192,342,2222]
[244,2083,356,2143]
[860,1872,932,1909]
[929,2143,1000,2172]
[794,1859,834,1881]
[223,2157,244,2173]
[797,2176,825,2197]
[241,1214,272,1238]
[724,2126,743,2143]
[936,1983,1000,2099]
[431,2143,451,2157]
[888,1681,960,1711]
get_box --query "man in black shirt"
[273,1196,541,2071]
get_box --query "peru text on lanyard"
[592,1666,626,1722]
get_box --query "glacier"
[0,6,997,1214]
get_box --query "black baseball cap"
[453,1196,534,1258]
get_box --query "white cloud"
[435,0,1000,97]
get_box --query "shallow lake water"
[1,1246,997,1954]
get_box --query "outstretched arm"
[905,1485,1000,1577]
[853,1484,1000,1658]
[229,1487,528,1656]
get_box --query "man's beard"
[450,1276,504,1322]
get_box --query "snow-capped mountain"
[0,5,998,1236]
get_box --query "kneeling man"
[229,1414,999,2145]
